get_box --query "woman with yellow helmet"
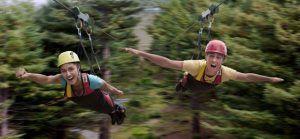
[16,51,126,125]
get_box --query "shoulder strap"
[212,69,222,85]
[64,73,93,98]
[65,84,72,97]
[194,63,223,85]
[195,62,207,81]
[82,73,93,95]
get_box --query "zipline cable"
[195,0,225,59]
[51,0,101,74]
[52,0,75,16]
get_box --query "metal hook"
[76,19,83,30]
[208,17,214,29]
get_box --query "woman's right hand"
[16,68,28,79]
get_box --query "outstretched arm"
[100,81,124,96]
[123,48,183,70]
[16,68,61,85]
[236,72,284,83]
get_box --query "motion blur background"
[0,0,299,139]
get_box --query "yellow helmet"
[57,51,80,67]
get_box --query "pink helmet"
[205,40,227,56]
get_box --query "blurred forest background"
[0,0,299,139]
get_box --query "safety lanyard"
[194,0,225,60]
[52,0,101,75]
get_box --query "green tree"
[0,0,52,138]
[148,0,299,138]
[34,0,142,138]
[210,0,299,138]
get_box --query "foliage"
[0,0,55,138]
[2,0,141,138]
[2,0,299,138]
[149,0,299,138]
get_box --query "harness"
[177,62,222,93]
[64,73,114,113]
[195,62,222,85]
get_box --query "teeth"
[67,77,73,80]
[211,64,217,68]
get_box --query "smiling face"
[205,52,225,76]
[60,63,80,85]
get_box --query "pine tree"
[0,0,91,138]
[81,0,141,81]
[149,0,299,138]
[0,0,52,138]
[148,0,215,138]
[34,0,141,138]
[201,0,299,138]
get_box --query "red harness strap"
[81,73,93,96]
[64,73,115,113]
[82,74,113,108]
[213,74,222,85]
[103,92,114,108]
[201,69,222,85]
[65,73,95,97]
